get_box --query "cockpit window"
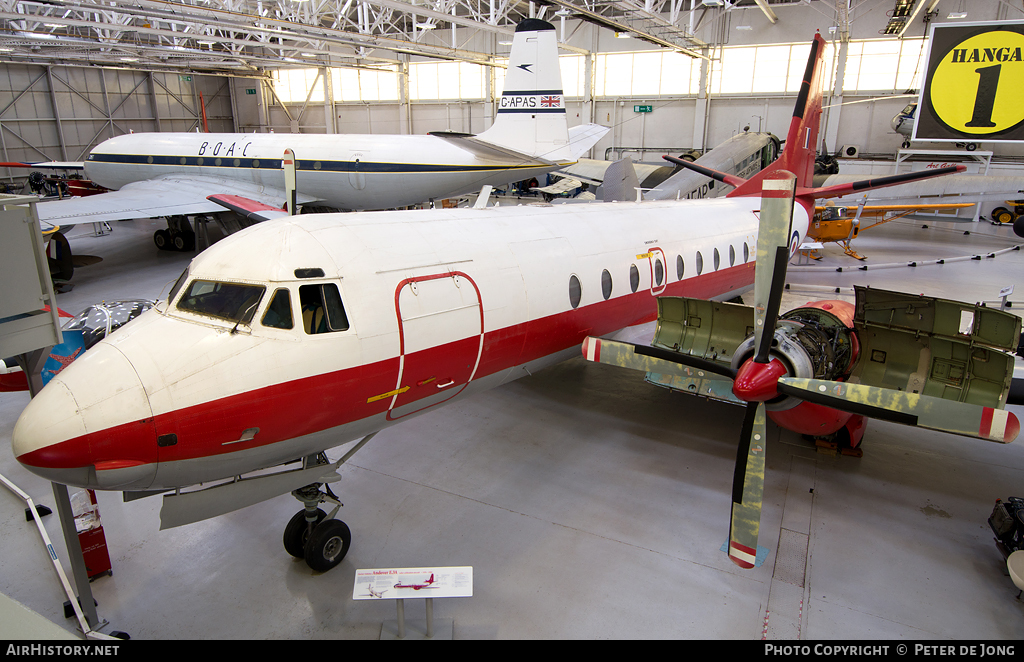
[299,283,349,334]
[167,267,189,304]
[262,289,294,330]
[177,280,266,324]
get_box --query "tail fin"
[476,19,575,162]
[602,157,641,202]
[727,33,826,197]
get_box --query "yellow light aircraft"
[806,201,974,260]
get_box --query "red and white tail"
[727,34,825,197]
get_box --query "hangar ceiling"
[0,0,875,75]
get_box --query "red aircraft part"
[768,400,855,438]
[732,358,788,402]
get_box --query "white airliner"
[34,19,607,249]
[12,34,969,572]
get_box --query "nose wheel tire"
[283,508,327,559]
[303,519,351,572]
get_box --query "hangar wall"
[1,0,1022,180]
[0,66,233,184]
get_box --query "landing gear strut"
[283,453,355,572]
[153,215,197,252]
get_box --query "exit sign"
[634,104,653,113]
[179,75,192,82]
[245,88,257,95]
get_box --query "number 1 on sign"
[966,64,999,128]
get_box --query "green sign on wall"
[245,88,257,95]
[634,105,653,113]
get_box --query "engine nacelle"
[730,301,857,410]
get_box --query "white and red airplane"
[32,19,607,250]
[12,34,1011,573]
[394,574,437,590]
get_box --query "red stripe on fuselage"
[19,261,754,471]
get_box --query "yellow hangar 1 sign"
[914,21,1024,143]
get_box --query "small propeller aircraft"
[804,200,975,260]
[12,33,1004,574]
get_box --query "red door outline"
[387,271,484,421]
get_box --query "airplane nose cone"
[12,343,159,490]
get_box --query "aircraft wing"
[533,177,583,195]
[554,158,666,186]
[36,174,319,226]
[0,161,85,170]
[816,203,975,217]
[813,173,1024,205]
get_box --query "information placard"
[353,566,473,600]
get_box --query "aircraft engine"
[730,302,856,411]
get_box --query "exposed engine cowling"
[730,301,857,411]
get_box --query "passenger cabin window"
[601,269,613,300]
[695,251,704,275]
[262,289,294,330]
[676,255,684,280]
[629,264,640,293]
[300,283,349,334]
[177,280,265,324]
[569,275,582,309]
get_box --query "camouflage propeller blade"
[777,378,1020,443]
[752,172,797,364]
[581,336,738,381]
[728,401,768,568]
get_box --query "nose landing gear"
[285,479,352,573]
[281,437,378,573]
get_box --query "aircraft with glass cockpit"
[13,34,1019,574]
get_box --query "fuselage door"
[388,271,484,420]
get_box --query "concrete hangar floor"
[1,214,1023,640]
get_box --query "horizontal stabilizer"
[663,155,747,189]
[429,132,557,166]
[567,124,610,159]
[208,194,290,222]
[814,173,1024,205]
[776,378,1020,443]
[809,166,966,199]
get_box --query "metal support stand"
[381,598,452,640]
[51,483,102,630]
